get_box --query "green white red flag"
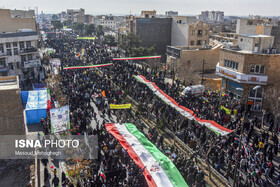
[133,75,233,136]
[106,123,188,187]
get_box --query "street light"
[233,85,261,187]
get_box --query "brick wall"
[0,89,25,135]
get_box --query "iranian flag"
[106,123,188,187]
[47,89,51,111]
[99,168,106,180]
[133,75,233,136]
[113,55,161,61]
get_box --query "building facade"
[0,76,25,135]
[0,32,41,80]
[236,18,273,35]
[141,10,156,18]
[66,8,85,23]
[135,18,172,62]
[165,11,178,17]
[199,11,224,23]
[0,9,36,33]
[216,34,280,112]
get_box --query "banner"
[63,63,113,70]
[50,105,70,133]
[113,55,161,61]
[110,104,131,109]
[106,123,188,187]
[77,37,95,40]
[134,75,233,136]
[220,106,231,115]
[24,59,41,68]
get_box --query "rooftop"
[0,31,38,38]
[0,76,19,90]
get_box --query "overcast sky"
[1,0,279,16]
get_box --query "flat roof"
[0,31,38,38]
[0,76,19,90]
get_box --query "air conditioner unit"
[272,49,277,54]
[265,49,270,54]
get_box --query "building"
[10,10,35,18]
[85,14,94,24]
[165,11,178,17]
[236,18,273,35]
[215,34,280,112]
[166,43,222,88]
[141,10,156,18]
[0,76,25,135]
[0,9,36,33]
[0,32,41,80]
[171,18,210,48]
[199,11,224,23]
[271,21,280,53]
[66,8,85,23]
[135,17,172,62]
[210,33,239,45]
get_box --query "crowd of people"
[38,31,280,187]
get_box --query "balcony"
[216,63,268,85]
[19,47,38,54]
[0,52,7,57]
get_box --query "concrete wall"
[136,18,172,62]
[236,19,256,34]
[0,9,36,33]
[238,36,255,51]
[166,44,221,84]
[171,16,197,46]
[10,10,35,18]
[0,89,25,135]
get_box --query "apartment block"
[216,34,280,112]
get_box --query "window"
[13,48,18,55]
[7,49,12,56]
[21,55,26,63]
[13,42,17,47]
[178,20,182,24]
[8,62,14,70]
[224,59,239,70]
[6,43,11,48]
[190,41,194,46]
[0,58,5,66]
[19,42,24,50]
[191,30,195,35]
[0,44,3,53]
[240,38,243,42]
[26,41,31,48]
[197,40,202,45]
[27,54,32,60]
[204,30,208,35]
[198,30,203,37]
[250,65,265,74]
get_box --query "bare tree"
[263,84,280,132]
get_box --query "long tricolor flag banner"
[134,75,233,136]
[63,63,113,70]
[106,123,188,187]
[113,55,161,61]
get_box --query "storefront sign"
[0,67,9,72]
[24,59,41,68]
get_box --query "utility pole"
[201,59,205,85]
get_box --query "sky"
[1,0,280,16]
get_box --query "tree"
[72,23,85,34]
[51,21,63,30]
[85,24,95,36]
[52,14,59,21]
[263,85,280,132]
[119,33,156,56]
[103,35,117,46]
[119,33,141,54]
